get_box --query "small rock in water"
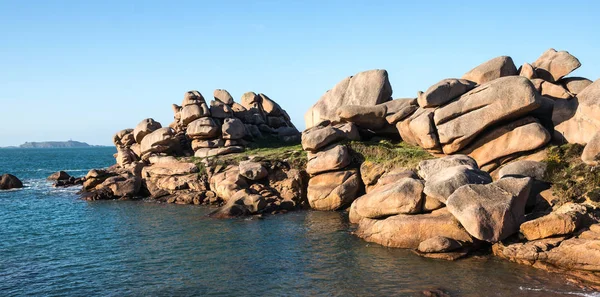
[0,174,23,190]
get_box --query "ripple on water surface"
[0,148,599,296]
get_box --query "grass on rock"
[346,139,434,170]
[185,137,433,173]
[544,143,600,207]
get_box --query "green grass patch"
[183,137,432,174]
[186,137,307,170]
[346,139,434,170]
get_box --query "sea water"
[0,147,598,296]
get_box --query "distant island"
[16,140,106,148]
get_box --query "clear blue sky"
[1,0,599,146]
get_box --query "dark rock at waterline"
[0,174,23,190]
[53,176,85,188]
[48,171,71,181]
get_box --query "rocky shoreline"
[42,48,600,290]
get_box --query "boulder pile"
[81,89,303,216]
[301,48,600,284]
[113,89,300,167]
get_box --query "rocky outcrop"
[554,79,600,144]
[461,56,518,84]
[423,165,492,204]
[417,78,476,108]
[307,169,361,211]
[0,174,23,190]
[493,224,600,287]
[305,69,392,128]
[519,203,586,240]
[48,171,85,188]
[355,208,472,249]
[110,89,300,166]
[532,48,581,83]
[306,144,350,175]
[434,76,542,154]
[336,105,388,130]
[417,155,478,180]
[349,177,424,223]
[457,117,551,168]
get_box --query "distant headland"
[4,140,108,149]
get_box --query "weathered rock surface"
[222,118,247,140]
[458,117,551,167]
[210,100,233,119]
[301,123,360,152]
[180,103,210,126]
[213,89,234,105]
[582,131,600,166]
[305,69,392,128]
[520,203,586,240]
[423,165,492,204]
[210,189,266,218]
[336,105,388,130]
[307,169,361,211]
[498,160,547,180]
[540,81,573,100]
[446,177,533,242]
[47,171,71,181]
[417,155,478,180]
[306,144,350,175]
[417,78,476,108]
[133,118,162,144]
[210,166,248,201]
[417,236,463,253]
[434,76,542,154]
[532,48,581,82]
[355,208,472,249]
[0,174,23,190]
[349,177,424,223]
[561,77,592,95]
[238,161,268,181]
[461,56,517,85]
[194,146,244,158]
[554,79,600,144]
[493,234,600,285]
[384,98,419,124]
[187,117,220,139]
[519,63,536,79]
[140,127,178,159]
[396,108,440,151]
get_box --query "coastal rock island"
[80,48,600,289]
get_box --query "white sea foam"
[520,286,600,296]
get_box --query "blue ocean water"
[0,147,598,296]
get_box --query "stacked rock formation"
[82,89,303,216]
[301,48,600,284]
[302,48,595,211]
[112,89,300,166]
